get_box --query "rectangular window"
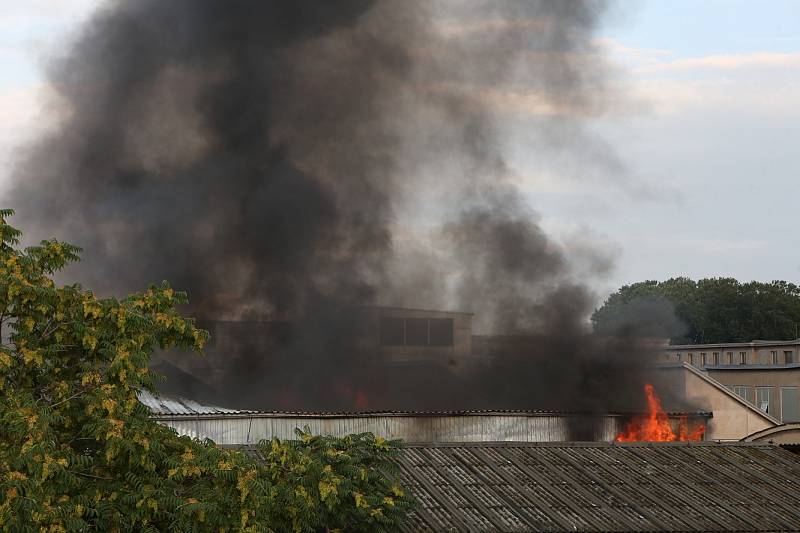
[739,352,747,365]
[429,318,454,346]
[756,387,772,413]
[700,353,707,366]
[712,352,720,365]
[785,351,794,364]
[771,350,778,364]
[733,386,752,403]
[727,351,734,365]
[404,318,428,346]
[781,387,799,422]
[688,353,694,365]
[379,317,454,347]
[379,318,404,346]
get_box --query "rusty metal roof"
[393,442,800,532]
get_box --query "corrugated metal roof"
[151,407,711,418]
[140,390,710,418]
[246,442,800,532]
[137,390,258,415]
[141,392,712,445]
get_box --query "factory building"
[139,390,710,446]
[658,340,800,423]
[654,363,779,441]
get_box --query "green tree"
[592,277,800,344]
[0,209,411,532]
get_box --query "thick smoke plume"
[8,0,677,416]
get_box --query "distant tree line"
[592,278,800,345]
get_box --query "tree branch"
[72,471,113,481]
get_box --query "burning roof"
[140,390,711,445]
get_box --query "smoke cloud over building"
[7,0,680,415]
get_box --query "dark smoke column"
[7,1,666,414]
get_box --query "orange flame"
[615,383,705,442]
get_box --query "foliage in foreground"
[593,277,800,344]
[0,209,411,532]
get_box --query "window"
[405,318,428,346]
[756,387,772,413]
[733,386,752,403]
[674,352,682,362]
[727,351,734,365]
[785,351,794,364]
[712,352,720,365]
[739,352,747,365]
[771,350,778,364]
[688,353,694,365]
[781,387,799,422]
[700,353,707,366]
[379,317,454,347]
[429,318,454,346]
[379,318,404,346]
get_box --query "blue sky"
[1,1,799,302]
[612,0,800,56]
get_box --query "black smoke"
[7,0,677,416]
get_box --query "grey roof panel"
[240,441,800,531]
[390,442,800,532]
[137,390,257,415]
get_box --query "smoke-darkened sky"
[4,0,799,297]
[0,0,672,415]
[0,0,777,415]
[0,0,800,296]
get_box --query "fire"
[615,383,705,442]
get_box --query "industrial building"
[135,388,800,532]
[654,362,779,441]
[659,340,800,423]
[139,390,710,445]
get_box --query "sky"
[1,0,799,302]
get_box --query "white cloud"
[635,52,800,74]
[598,42,800,117]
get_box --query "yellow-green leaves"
[0,211,412,532]
[353,492,368,508]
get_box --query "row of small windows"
[672,350,795,366]
[379,317,454,347]
[729,385,799,422]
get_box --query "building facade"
[659,340,800,423]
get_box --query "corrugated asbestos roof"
[388,442,800,532]
[137,390,258,415]
[139,391,709,419]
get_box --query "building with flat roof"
[658,340,800,423]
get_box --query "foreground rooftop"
[246,441,800,532]
[391,442,800,532]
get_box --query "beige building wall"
[705,368,800,420]
[657,364,779,441]
[682,368,776,440]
